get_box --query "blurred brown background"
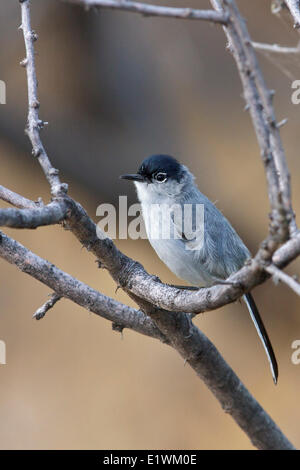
[0,0,300,450]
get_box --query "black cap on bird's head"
[120,154,183,184]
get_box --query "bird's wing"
[170,203,205,251]
[171,199,249,281]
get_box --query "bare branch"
[285,0,300,28]
[131,296,295,450]
[63,0,228,24]
[253,40,300,54]
[0,229,295,449]
[3,189,300,314]
[0,184,38,209]
[0,229,166,342]
[0,201,67,228]
[33,293,62,320]
[8,0,299,450]
[210,0,297,249]
[64,197,300,314]
[265,264,300,297]
[19,0,68,197]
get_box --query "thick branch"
[0,229,165,342]
[64,0,228,24]
[0,201,67,228]
[64,197,300,314]
[0,229,294,449]
[3,187,300,314]
[13,0,299,450]
[130,296,294,450]
[17,0,298,315]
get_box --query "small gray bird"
[121,154,278,384]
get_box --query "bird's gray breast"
[140,200,215,287]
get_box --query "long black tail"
[243,293,278,384]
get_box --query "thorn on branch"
[31,147,42,158]
[269,89,275,101]
[33,293,62,320]
[32,100,40,109]
[115,285,121,294]
[112,322,125,335]
[20,58,28,67]
[29,30,38,42]
[95,259,103,268]
[271,1,285,15]
[277,118,288,128]
[35,197,44,206]
[49,168,59,176]
[261,150,272,165]
[36,119,48,130]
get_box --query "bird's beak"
[120,173,146,182]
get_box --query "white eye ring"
[154,172,167,183]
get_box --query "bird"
[120,154,278,384]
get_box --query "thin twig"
[265,263,300,296]
[63,0,229,24]
[253,40,300,54]
[20,0,68,197]
[0,184,38,209]
[33,293,62,320]
[210,0,297,249]
[285,0,300,28]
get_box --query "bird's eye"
[154,172,167,183]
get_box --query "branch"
[19,0,68,197]
[253,40,300,54]
[12,0,299,449]
[33,293,62,319]
[63,0,228,24]
[210,0,297,248]
[285,0,300,27]
[64,196,300,314]
[266,263,300,297]
[0,229,166,342]
[0,200,67,228]
[0,229,294,449]
[4,185,300,315]
[0,184,38,209]
[132,297,295,450]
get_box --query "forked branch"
[0,0,297,450]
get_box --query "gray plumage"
[120,154,278,383]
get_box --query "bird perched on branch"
[121,154,278,384]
